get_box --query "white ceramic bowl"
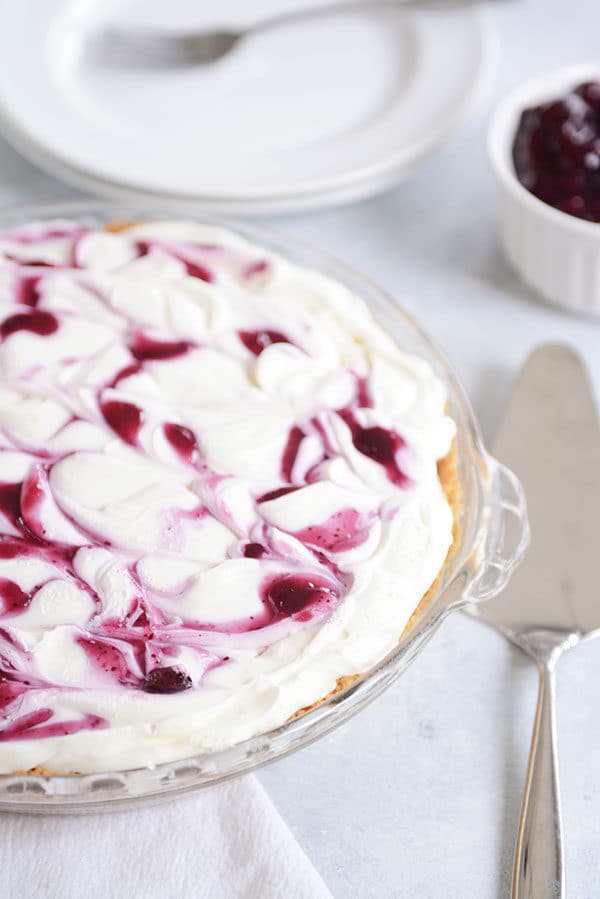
[488,63,600,317]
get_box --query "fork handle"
[512,654,565,898]
[251,0,486,35]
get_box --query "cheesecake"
[0,220,457,773]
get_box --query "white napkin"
[0,775,332,899]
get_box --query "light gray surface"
[0,0,598,896]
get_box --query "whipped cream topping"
[0,220,455,773]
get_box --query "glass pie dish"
[0,201,529,813]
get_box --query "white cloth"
[0,776,332,899]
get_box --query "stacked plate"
[0,0,492,214]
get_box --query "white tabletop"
[0,0,599,895]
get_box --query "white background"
[0,0,598,895]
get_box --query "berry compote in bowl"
[0,201,528,813]
[489,63,600,317]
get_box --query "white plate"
[0,0,493,214]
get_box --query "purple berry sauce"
[337,408,410,487]
[239,329,290,357]
[101,400,143,446]
[142,666,192,694]
[0,310,58,340]
[512,81,600,221]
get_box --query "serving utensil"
[93,0,497,68]
[468,343,600,899]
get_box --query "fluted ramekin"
[488,63,600,317]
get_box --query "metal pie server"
[468,344,600,899]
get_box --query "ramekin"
[488,63,600,317]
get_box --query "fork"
[92,0,495,68]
